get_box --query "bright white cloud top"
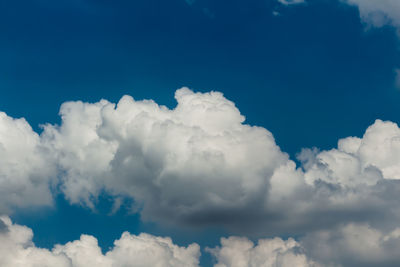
[1,88,400,266]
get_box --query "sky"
[1,0,400,266]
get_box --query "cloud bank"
[2,88,400,238]
[4,216,400,266]
[0,216,200,267]
[1,88,400,265]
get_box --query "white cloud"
[344,0,400,28]
[3,88,400,236]
[0,112,56,214]
[4,213,400,267]
[41,88,291,229]
[300,119,400,185]
[0,216,200,267]
[208,236,319,267]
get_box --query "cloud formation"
[208,236,319,267]
[2,88,400,236]
[0,216,318,267]
[0,112,55,214]
[2,88,400,264]
[302,223,400,266]
[5,215,400,267]
[0,216,200,267]
[344,0,400,28]
[40,88,291,231]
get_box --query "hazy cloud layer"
[2,89,400,237]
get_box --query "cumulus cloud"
[0,112,56,214]
[343,0,400,28]
[208,236,319,267]
[2,88,400,236]
[5,212,400,266]
[0,216,200,267]
[40,88,291,231]
[4,92,400,265]
[208,223,400,267]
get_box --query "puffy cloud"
[300,119,400,185]
[277,120,400,233]
[5,214,400,267]
[0,216,71,267]
[3,88,400,236]
[0,216,200,267]
[3,91,400,266]
[302,223,400,266]
[208,236,319,267]
[41,88,291,230]
[0,112,55,214]
[343,0,400,28]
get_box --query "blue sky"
[1,0,400,266]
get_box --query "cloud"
[208,236,319,267]
[0,216,200,267]
[302,223,400,266]
[0,112,56,214]
[5,213,400,266]
[41,88,291,231]
[2,88,400,236]
[45,90,400,234]
[343,0,400,28]
[208,223,400,267]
